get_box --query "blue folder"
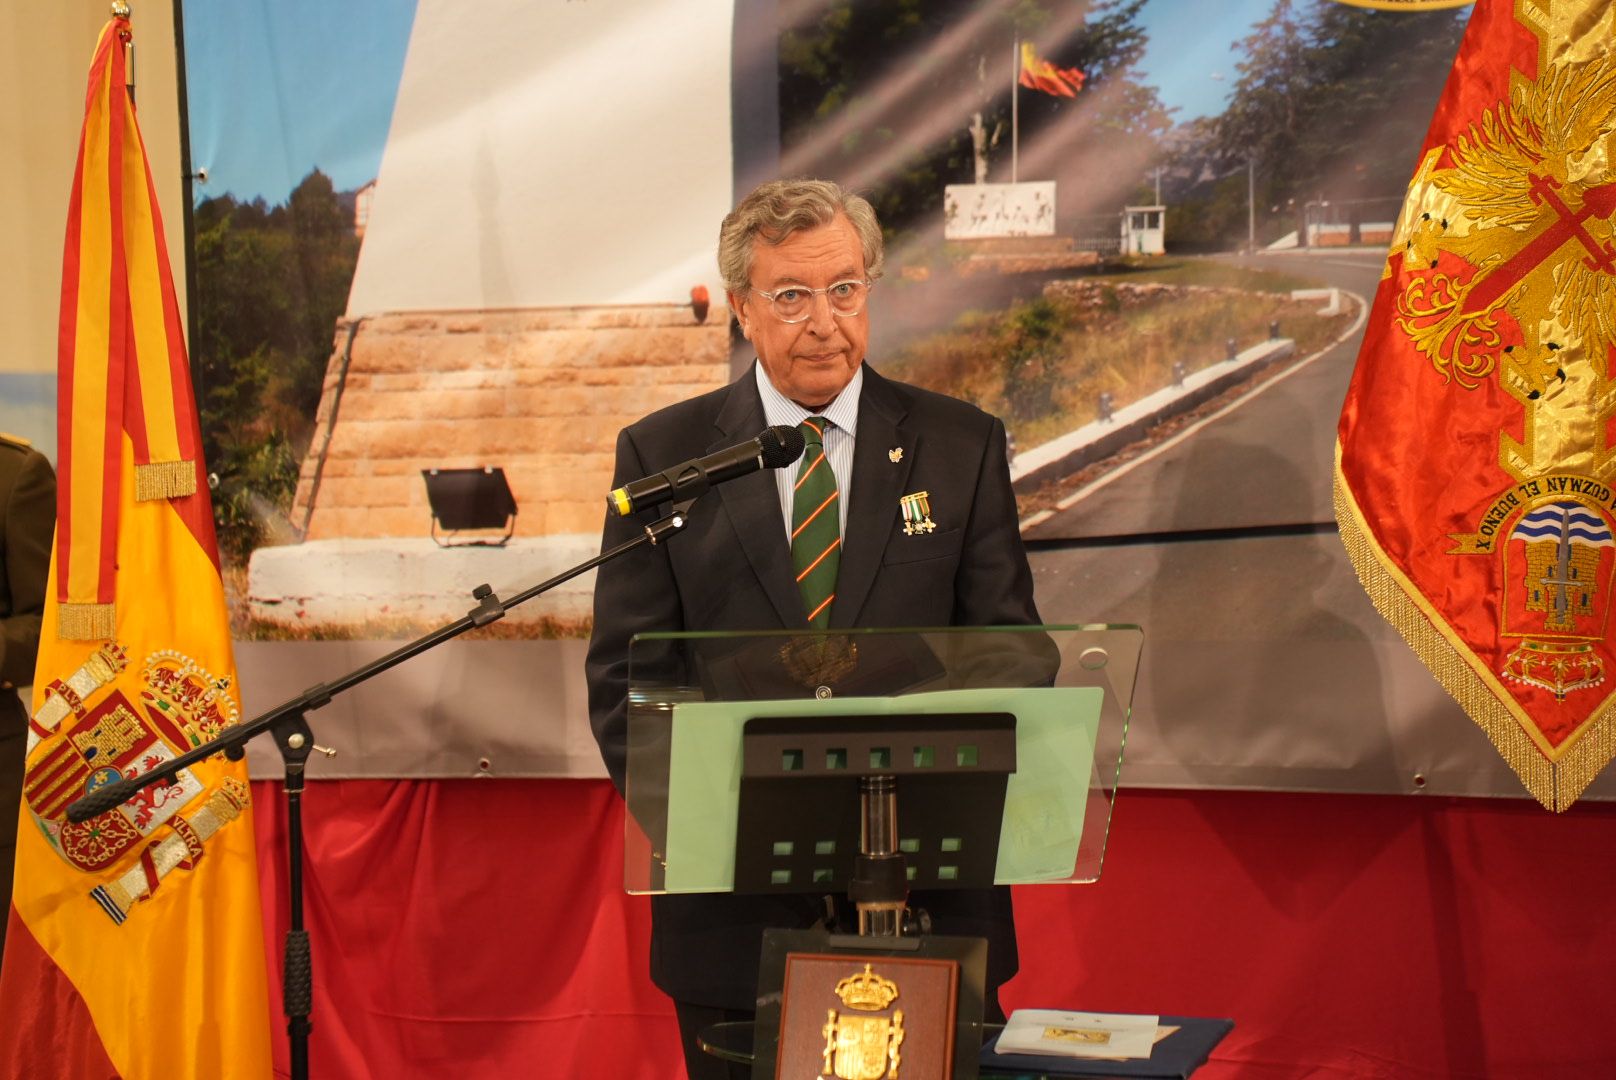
[980,1015,1234,1078]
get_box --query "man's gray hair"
[718,179,885,294]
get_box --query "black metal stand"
[280,710,314,1080]
[850,773,906,936]
[65,500,695,1080]
[732,711,1015,942]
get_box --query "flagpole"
[1011,36,1019,184]
[172,0,203,408]
[115,1,134,104]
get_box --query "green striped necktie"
[791,417,841,628]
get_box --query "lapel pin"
[899,490,936,535]
[889,446,903,463]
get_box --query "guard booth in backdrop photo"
[623,625,1140,1079]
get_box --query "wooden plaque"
[776,952,959,1079]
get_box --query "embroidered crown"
[141,650,239,741]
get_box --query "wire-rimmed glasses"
[751,279,873,323]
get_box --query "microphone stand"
[66,498,697,1080]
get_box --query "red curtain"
[251,779,679,1079]
[254,780,1616,1079]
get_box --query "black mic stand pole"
[66,498,697,1080]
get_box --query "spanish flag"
[1337,0,1616,810]
[1019,41,1085,99]
[0,17,272,1077]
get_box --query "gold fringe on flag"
[133,458,196,501]
[57,602,116,643]
[1334,453,1616,812]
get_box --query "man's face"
[728,213,871,410]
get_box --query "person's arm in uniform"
[1,442,56,700]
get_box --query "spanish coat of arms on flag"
[1338,0,1616,810]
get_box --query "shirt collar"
[754,360,863,436]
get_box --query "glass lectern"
[624,625,1140,1079]
[624,625,1138,898]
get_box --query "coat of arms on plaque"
[767,939,961,1078]
[821,964,904,1080]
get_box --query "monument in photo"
[943,181,1057,240]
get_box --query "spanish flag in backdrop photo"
[1018,40,1086,99]
[1338,0,1616,811]
[0,16,273,1078]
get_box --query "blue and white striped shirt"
[754,360,862,542]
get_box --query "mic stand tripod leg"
[274,710,317,1080]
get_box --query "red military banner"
[1337,0,1616,809]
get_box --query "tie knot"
[801,417,828,448]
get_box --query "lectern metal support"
[853,774,903,935]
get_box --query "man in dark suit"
[0,432,56,964]
[585,179,1039,1077]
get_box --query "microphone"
[609,425,805,516]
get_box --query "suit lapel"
[713,371,804,627]
[832,367,911,629]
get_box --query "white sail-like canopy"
[347,0,735,315]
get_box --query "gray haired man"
[586,178,1039,1077]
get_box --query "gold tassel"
[133,459,196,501]
[1334,461,1616,812]
[58,602,116,642]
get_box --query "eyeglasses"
[751,279,873,323]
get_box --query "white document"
[995,1009,1161,1059]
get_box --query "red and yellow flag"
[1019,41,1085,99]
[1338,0,1616,810]
[0,17,272,1077]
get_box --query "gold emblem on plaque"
[821,964,904,1080]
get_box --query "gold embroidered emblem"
[889,447,903,463]
[1390,31,1616,701]
[899,491,935,535]
[821,964,904,1080]
[22,643,251,923]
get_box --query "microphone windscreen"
[759,424,806,468]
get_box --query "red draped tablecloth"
[251,781,1616,1079]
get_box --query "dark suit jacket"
[585,363,1039,1009]
[1,434,56,955]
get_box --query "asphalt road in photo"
[1024,248,1387,541]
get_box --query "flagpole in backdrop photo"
[1010,36,1089,185]
[1012,36,1020,183]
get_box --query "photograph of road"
[1024,249,1381,539]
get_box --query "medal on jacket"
[899,491,935,535]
